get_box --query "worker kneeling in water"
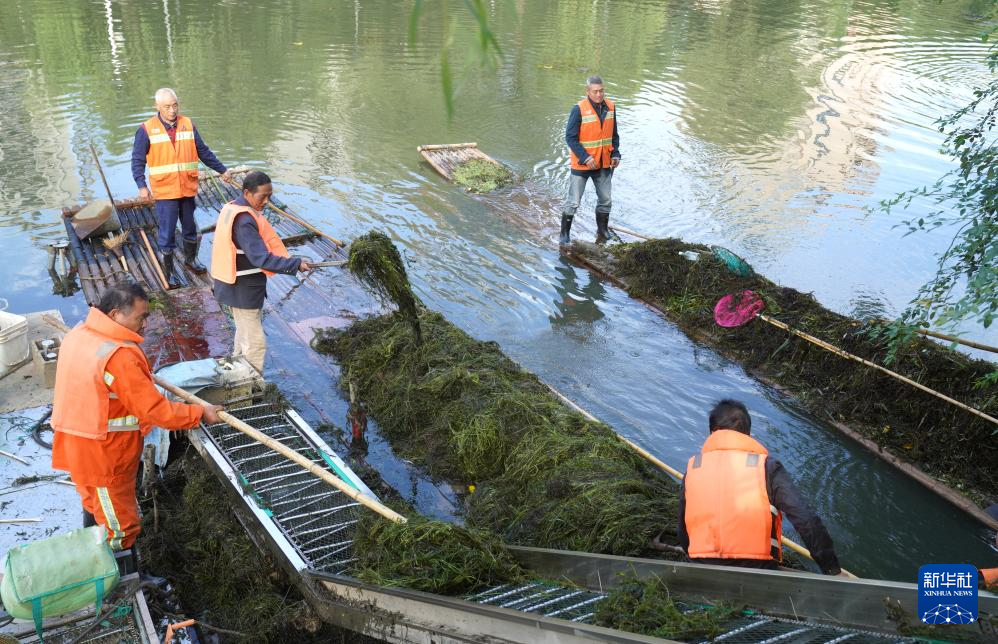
[678,399,846,576]
[51,283,222,550]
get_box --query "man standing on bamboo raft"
[560,75,620,245]
[132,87,233,287]
[677,399,847,576]
[210,170,311,374]
[51,283,222,551]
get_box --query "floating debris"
[451,159,516,193]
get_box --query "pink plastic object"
[714,290,765,328]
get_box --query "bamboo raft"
[61,169,343,306]
[417,142,505,181]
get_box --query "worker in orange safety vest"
[132,87,233,286]
[559,75,620,245]
[51,282,222,550]
[678,399,847,576]
[210,170,311,374]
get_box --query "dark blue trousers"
[155,196,197,253]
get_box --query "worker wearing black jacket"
[677,399,845,576]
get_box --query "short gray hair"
[586,75,604,87]
[154,87,178,104]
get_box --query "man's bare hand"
[220,169,234,184]
[585,157,598,170]
[202,404,223,425]
[138,187,152,201]
[298,260,313,272]
[610,157,621,168]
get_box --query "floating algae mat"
[594,574,743,640]
[352,514,527,595]
[315,307,679,556]
[569,239,998,499]
[451,158,516,193]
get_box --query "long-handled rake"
[713,290,998,427]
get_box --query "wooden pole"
[140,228,170,290]
[609,225,655,241]
[416,142,477,151]
[40,314,404,523]
[544,384,856,577]
[757,314,998,427]
[912,328,998,354]
[266,202,346,248]
[157,377,407,524]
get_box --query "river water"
[1,0,995,581]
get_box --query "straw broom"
[103,231,129,273]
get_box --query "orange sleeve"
[106,351,203,431]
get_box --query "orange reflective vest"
[570,98,615,171]
[983,568,998,587]
[51,308,148,440]
[684,430,783,561]
[143,114,199,199]
[210,202,289,284]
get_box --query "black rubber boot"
[182,239,207,273]
[559,214,574,245]
[83,509,96,528]
[595,212,610,245]
[162,253,180,288]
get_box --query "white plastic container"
[0,309,30,377]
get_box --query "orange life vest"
[143,114,199,200]
[982,567,998,587]
[570,98,615,171]
[684,429,783,561]
[51,308,148,441]
[210,201,289,284]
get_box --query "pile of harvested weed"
[138,447,377,643]
[347,231,422,343]
[352,513,526,595]
[593,574,743,640]
[569,239,998,499]
[452,159,516,193]
[315,309,678,555]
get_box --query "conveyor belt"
[189,390,992,643]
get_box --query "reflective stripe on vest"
[143,114,200,200]
[233,249,263,276]
[684,430,783,561]
[209,202,290,284]
[569,98,615,171]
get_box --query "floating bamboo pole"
[62,213,101,304]
[416,142,478,151]
[756,314,998,428]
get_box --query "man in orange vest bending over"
[51,283,222,550]
[210,170,311,374]
[132,87,232,286]
[560,75,620,245]
[678,399,846,576]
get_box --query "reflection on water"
[1,0,996,580]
